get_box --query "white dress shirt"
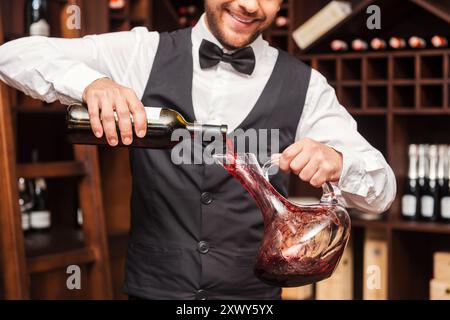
[0,14,396,214]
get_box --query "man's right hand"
[82,78,147,146]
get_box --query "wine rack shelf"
[28,247,96,275]
[17,161,86,179]
[352,218,450,235]
[288,0,450,301]
[298,50,450,112]
[25,227,94,274]
[0,0,113,300]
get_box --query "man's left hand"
[278,138,343,188]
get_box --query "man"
[0,0,396,299]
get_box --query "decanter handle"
[320,182,338,205]
[262,154,338,205]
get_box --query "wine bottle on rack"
[330,40,348,52]
[66,104,228,149]
[109,0,126,10]
[440,146,450,222]
[178,5,200,27]
[275,16,289,28]
[417,145,427,219]
[420,145,439,221]
[389,37,407,50]
[431,35,448,48]
[77,208,84,227]
[25,0,50,37]
[30,177,52,232]
[401,144,420,220]
[18,177,32,233]
[352,39,368,51]
[72,195,83,228]
[29,149,51,232]
[408,36,426,49]
[370,38,387,50]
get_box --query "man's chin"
[221,31,257,49]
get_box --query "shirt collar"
[192,13,267,64]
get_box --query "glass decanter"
[213,152,351,287]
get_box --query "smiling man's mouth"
[226,9,259,25]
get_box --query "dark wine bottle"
[431,35,448,48]
[18,177,32,233]
[25,0,50,37]
[370,38,387,50]
[109,0,126,10]
[30,177,51,232]
[417,144,427,219]
[389,37,406,50]
[330,39,348,52]
[401,144,419,220]
[77,208,83,227]
[66,104,228,149]
[440,146,450,222]
[275,16,289,28]
[420,145,439,221]
[352,39,368,51]
[408,36,426,49]
[74,195,83,228]
[29,149,51,232]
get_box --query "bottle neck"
[418,152,427,179]
[408,154,418,179]
[429,153,437,181]
[437,151,446,181]
[447,151,450,182]
[186,123,228,142]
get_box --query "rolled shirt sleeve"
[0,27,160,104]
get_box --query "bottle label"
[30,210,51,229]
[441,197,450,219]
[30,19,50,37]
[22,213,30,231]
[420,195,434,218]
[402,195,417,217]
[144,107,162,121]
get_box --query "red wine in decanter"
[217,140,351,287]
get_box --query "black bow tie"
[199,39,256,75]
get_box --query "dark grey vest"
[123,28,311,300]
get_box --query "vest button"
[197,241,210,254]
[201,192,213,205]
[196,289,208,300]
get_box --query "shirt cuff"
[54,64,107,102]
[330,145,377,203]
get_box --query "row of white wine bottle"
[402,144,450,222]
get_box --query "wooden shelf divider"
[27,247,96,274]
[17,161,86,179]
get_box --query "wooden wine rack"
[291,0,450,300]
[0,0,112,299]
